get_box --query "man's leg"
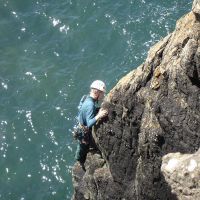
[75,142,89,164]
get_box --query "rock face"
[72,1,200,199]
[161,150,200,200]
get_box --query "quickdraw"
[72,124,89,140]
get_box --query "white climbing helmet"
[90,80,106,93]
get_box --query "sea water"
[0,0,192,199]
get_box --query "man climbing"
[75,80,108,169]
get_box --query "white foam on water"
[59,25,70,34]
[105,13,118,27]
[1,121,8,125]
[27,174,32,178]
[66,165,72,173]
[40,162,50,171]
[42,12,47,17]
[25,111,38,134]
[25,72,40,82]
[52,165,65,183]
[143,39,154,48]
[67,145,72,152]
[5,168,9,173]
[53,52,59,57]
[21,27,26,32]
[49,17,61,27]
[122,28,127,35]
[105,14,111,18]
[25,71,32,75]
[11,11,18,18]
[49,130,58,146]
[0,130,8,159]
[1,82,8,90]
[17,109,25,114]
[111,19,117,25]
[41,175,51,182]
[55,107,61,110]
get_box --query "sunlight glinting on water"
[0,0,192,199]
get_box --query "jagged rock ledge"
[161,149,200,200]
[72,0,200,199]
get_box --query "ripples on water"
[0,0,191,199]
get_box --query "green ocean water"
[0,0,192,199]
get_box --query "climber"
[74,80,108,169]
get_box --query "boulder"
[161,150,200,200]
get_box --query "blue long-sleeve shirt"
[78,96,97,128]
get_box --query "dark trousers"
[75,131,90,164]
[75,142,89,164]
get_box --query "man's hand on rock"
[95,108,108,121]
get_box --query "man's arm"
[85,105,108,128]
[85,104,96,128]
